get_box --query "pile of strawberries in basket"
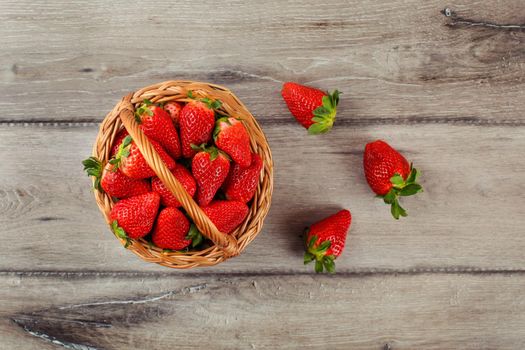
[83,93,262,251]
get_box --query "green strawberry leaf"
[211,100,222,110]
[111,220,131,248]
[323,256,336,274]
[400,184,423,196]
[82,156,103,192]
[322,95,333,109]
[406,165,418,183]
[391,201,401,220]
[307,123,330,135]
[307,234,316,249]
[304,252,315,265]
[143,99,153,106]
[315,260,324,273]
[313,106,329,116]
[208,146,219,161]
[187,90,195,99]
[390,200,408,220]
[330,90,340,106]
[190,143,206,151]
[122,135,132,148]
[383,189,396,204]
[186,224,204,248]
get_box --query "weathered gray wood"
[1,0,525,348]
[3,273,525,349]
[0,123,524,273]
[1,0,525,123]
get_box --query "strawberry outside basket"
[90,81,273,268]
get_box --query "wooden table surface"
[1,0,525,349]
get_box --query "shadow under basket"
[91,81,274,269]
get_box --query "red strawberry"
[164,101,183,128]
[304,209,352,273]
[214,117,252,168]
[152,163,197,207]
[82,157,150,198]
[191,145,230,206]
[202,200,249,234]
[152,207,191,250]
[111,135,176,179]
[110,129,129,157]
[179,92,221,158]
[223,153,262,203]
[281,82,340,134]
[363,140,423,220]
[135,100,181,159]
[110,192,160,241]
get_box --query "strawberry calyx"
[380,164,423,220]
[308,89,340,135]
[212,117,233,141]
[111,220,131,248]
[187,90,222,110]
[134,99,154,123]
[82,156,104,191]
[190,143,231,161]
[109,135,133,169]
[185,224,204,248]
[304,233,336,273]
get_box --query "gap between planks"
[3,267,525,279]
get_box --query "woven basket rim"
[91,80,273,269]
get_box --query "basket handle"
[117,94,239,257]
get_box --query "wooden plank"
[1,0,524,123]
[2,272,525,349]
[0,123,524,273]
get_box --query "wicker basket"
[90,81,273,268]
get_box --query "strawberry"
[179,92,221,158]
[82,157,150,198]
[110,129,129,157]
[135,99,181,159]
[111,135,176,179]
[152,207,193,250]
[363,140,423,219]
[151,163,197,207]
[213,117,252,168]
[281,82,340,134]
[164,101,183,128]
[223,153,262,203]
[304,209,352,273]
[202,200,249,234]
[191,144,230,206]
[110,192,160,242]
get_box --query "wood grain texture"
[1,0,525,348]
[0,122,524,273]
[3,273,525,349]
[0,0,524,123]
